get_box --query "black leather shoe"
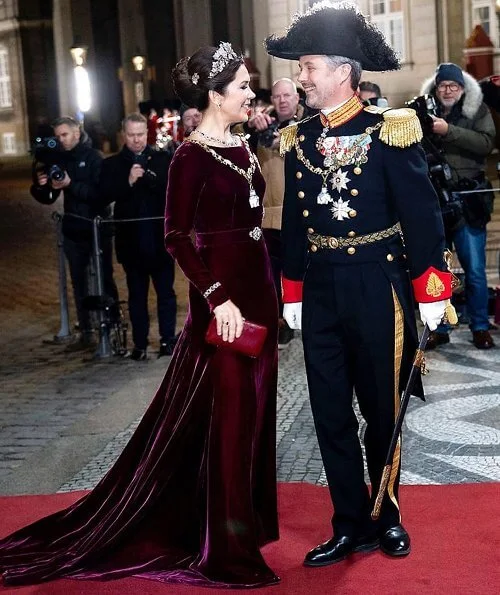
[379,525,411,557]
[304,536,354,567]
[129,347,147,361]
[353,533,380,553]
[426,331,450,350]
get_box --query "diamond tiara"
[208,42,239,78]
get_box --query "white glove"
[283,302,302,330]
[418,300,447,331]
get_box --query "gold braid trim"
[378,108,423,148]
[387,286,405,520]
[279,123,298,156]
[279,113,320,156]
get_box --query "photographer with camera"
[419,63,495,349]
[245,78,305,347]
[31,116,119,349]
[100,113,177,361]
[358,81,389,108]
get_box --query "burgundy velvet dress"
[0,141,280,589]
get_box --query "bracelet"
[203,282,221,299]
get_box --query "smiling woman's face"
[218,65,256,124]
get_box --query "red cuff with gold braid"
[282,277,303,303]
[412,267,453,303]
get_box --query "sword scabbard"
[371,464,392,520]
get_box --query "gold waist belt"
[308,222,401,250]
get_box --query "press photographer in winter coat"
[420,63,495,350]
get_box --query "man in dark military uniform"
[265,2,453,566]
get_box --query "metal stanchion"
[50,212,72,342]
[92,216,112,358]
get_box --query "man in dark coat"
[31,116,118,348]
[100,113,177,360]
[265,2,453,565]
[419,63,495,350]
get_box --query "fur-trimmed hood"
[420,70,484,119]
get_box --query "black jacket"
[100,145,172,266]
[30,132,106,241]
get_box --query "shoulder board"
[378,107,423,148]
[363,105,390,115]
[279,113,320,156]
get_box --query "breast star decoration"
[331,169,351,193]
[331,198,351,221]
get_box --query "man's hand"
[128,163,145,186]
[283,302,302,330]
[247,112,274,132]
[51,172,71,190]
[418,300,447,331]
[36,171,49,187]
[431,116,449,136]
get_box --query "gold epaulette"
[279,123,298,156]
[376,107,423,148]
[279,113,320,156]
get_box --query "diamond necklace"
[195,129,240,147]
[188,136,261,208]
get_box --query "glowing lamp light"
[74,65,91,112]
[132,55,146,72]
[70,45,88,67]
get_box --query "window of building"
[0,0,17,21]
[0,44,13,108]
[471,0,500,46]
[473,1,491,35]
[2,132,16,155]
[369,0,405,60]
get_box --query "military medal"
[331,198,351,221]
[317,186,333,204]
[249,186,260,208]
[331,169,350,193]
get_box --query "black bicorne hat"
[265,2,400,72]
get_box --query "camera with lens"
[133,153,158,185]
[31,136,67,183]
[257,120,280,148]
[405,94,463,233]
[405,94,438,137]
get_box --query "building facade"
[258,0,500,107]
[2,0,500,157]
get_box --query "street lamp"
[131,51,147,106]
[70,43,91,124]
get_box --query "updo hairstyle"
[172,45,244,111]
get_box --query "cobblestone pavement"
[0,164,499,497]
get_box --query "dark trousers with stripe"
[302,257,415,537]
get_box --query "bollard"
[52,212,72,341]
[91,216,112,358]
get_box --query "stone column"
[117,0,148,115]
[173,0,212,58]
[52,0,74,117]
[256,0,302,88]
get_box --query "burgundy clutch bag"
[205,318,268,358]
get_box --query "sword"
[370,324,431,520]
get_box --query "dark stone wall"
[18,0,59,140]
[143,0,177,106]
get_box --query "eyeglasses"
[437,83,461,92]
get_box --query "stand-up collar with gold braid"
[319,95,364,128]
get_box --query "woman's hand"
[213,300,244,342]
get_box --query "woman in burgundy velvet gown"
[0,44,279,589]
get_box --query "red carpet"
[0,482,498,594]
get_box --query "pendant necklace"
[188,136,261,208]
